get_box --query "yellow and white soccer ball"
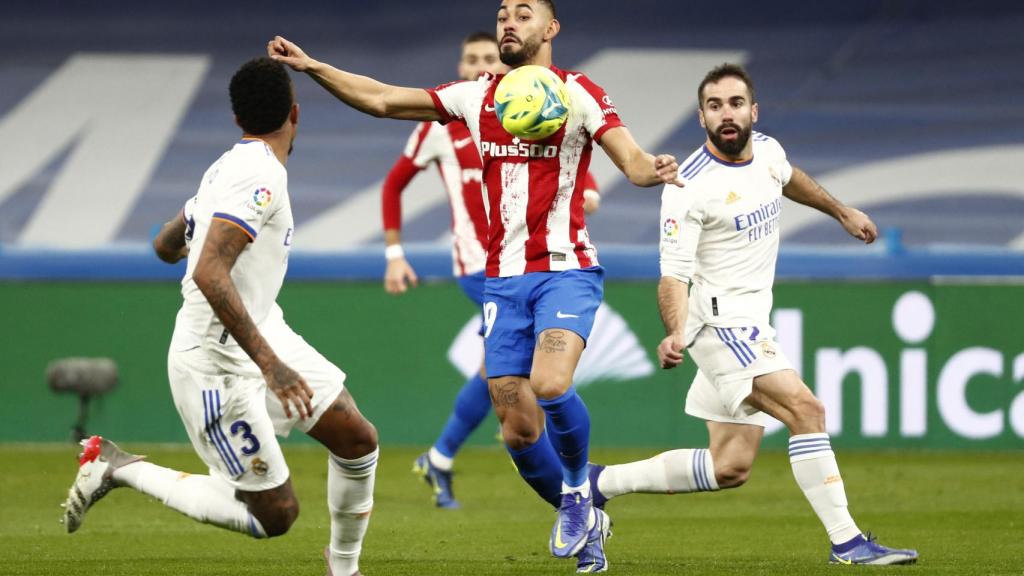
[494,65,571,141]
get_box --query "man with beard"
[268,0,681,571]
[588,64,919,566]
[62,58,380,576]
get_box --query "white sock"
[428,446,453,472]
[328,448,379,576]
[788,433,861,544]
[112,461,265,538]
[562,478,591,498]
[597,448,719,499]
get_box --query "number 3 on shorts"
[483,301,498,339]
[230,419,261,455]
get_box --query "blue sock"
[506,429,563,508]
[832,534,867,552]
[434,374,491,458]
[537,388,590,488]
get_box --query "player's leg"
[415,273,492,507]
[746,369,917,565]
[306,389,379,576]
[593,370,764,504]
[64,349,293,538]
[530,268,605,559]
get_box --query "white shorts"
[684,324,792,427]
[168,326,345,491]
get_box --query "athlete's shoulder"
[752,131,786,158]
[676,145,716,187]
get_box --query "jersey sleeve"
[209,167,279,242]
[756,132,793,186]
[426,78,483,125]
[182,195,197,244]
[660,184,704,284]
[569,74,625,143]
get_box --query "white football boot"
[61,435,144,533]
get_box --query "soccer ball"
[494,65,571,141]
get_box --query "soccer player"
[269,1,681,570]
[61,58,379,576]
[383,31,600,510]
[589,63,919,566]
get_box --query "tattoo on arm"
[536,330,568,354]
[195,221,276,371]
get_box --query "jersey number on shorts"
[483,302,498,339]
[230,420,261,456]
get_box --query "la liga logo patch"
[252,187,272,208]
[663,218,679,237]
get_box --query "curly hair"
[229,57,293,136]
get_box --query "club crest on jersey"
[663,218,679,238]
[768,166,782,186]
[761,341,777,358]
[252,458,269,476]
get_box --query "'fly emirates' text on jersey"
[172,138,294,362]
[385,121,489,276]
[427,66,623,277]
[659,132,793,342]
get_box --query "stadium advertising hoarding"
[1,281,1021,448]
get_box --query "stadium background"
[2,0,1023,452]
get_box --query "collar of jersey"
[703,144,753,167]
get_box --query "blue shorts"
[457,271,487,336]
[483,266,604,378]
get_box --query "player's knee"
[350,418,379,455]
[501,418,542,450]
[532,373,572,400]
[254,499,299,538]
[715,462,753,489]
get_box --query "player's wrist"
[385,244,405,261]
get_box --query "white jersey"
[659,132,792,343]
[171,138,294,364]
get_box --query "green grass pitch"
[3,444,1022,575]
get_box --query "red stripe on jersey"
[571,73,625,143]
[381,156,423,231]
[522,124,568,274]
[425,86,459,125]
[446,122,488,259]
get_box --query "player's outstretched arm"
[598,127,683,187]
[268,36,441,121]
[193,221,314,419]
[656,276,689,370]
[783,165,878,244]
[153,212,189,264]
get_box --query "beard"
[499,34,541,66]
[707,122,751,157]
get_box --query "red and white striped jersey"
[382,120,488,276]
[427,66,624,277]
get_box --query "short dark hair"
[536,0,557,18]
[463,31,498,47]
[229,57,293,136]
[698,63,755,108]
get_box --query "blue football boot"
[550,490,592,558]
[412,452,459,509]
[576,507,612,573]
[829,532,918,565]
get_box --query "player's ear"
[697,107,706,129]
[290,103,300,126]
[544,18,560,41]
[751,102,758,124]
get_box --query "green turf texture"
[3,444,1021,575]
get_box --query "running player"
[589,63,918,566]
[61,58,379,576]
[269,1,680,571]
[384,31,600,510]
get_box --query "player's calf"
[238,482,300,537]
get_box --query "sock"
[328,447,378,576]
[427,447,453,472]
[506,428,563,508]
[788,433,862,544]
[597,448,719,499]
[537,388,591,488]
[112,461,265,537]
[433,373,491,464]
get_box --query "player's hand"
[839,206,878,244]
[384,257,419,294]
[583,189,601,214]
[657,333,686,369]
[268,36,313,72]
[654,154,684,187]
[264,360,314,420]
